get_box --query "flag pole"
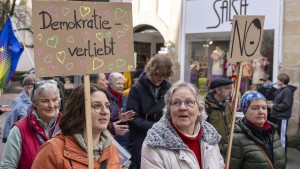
[7,14,35,68]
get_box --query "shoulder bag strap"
[257,143,275,169]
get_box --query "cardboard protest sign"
[227,15,265,63]
[32,1,134,77]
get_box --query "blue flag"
[0,17,24,90]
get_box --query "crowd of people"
[0,53,297,169]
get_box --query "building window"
[186,30,274,96]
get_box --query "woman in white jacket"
[141,81,224,169]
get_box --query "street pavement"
[1,91,300,168]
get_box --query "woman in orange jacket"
[32,84,122,169]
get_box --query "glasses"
[31,80,57,98]
[91,103,111,113]
[26,83,34,88]
[171,99,197,108]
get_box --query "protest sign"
[228,15,265,63]
[33,1,134,77]
[225,15,265,169]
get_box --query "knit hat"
[240,91,266,114]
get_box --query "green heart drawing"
[46,36,58,48]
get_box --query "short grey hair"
[108,72,125,84]
[30,80,60,106]
[163,81,207,121]
[23,74,35,86]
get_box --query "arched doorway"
[133,25,165,70]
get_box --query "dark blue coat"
[126,72,171,165]
[107,87,128,148]
[271,85,297,119]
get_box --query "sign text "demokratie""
[39,9,115,57]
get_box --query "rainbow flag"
[0,17,24,93]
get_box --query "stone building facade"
[281,0,300,145]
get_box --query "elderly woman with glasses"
[31,84,121,169]
[141,81,224,169]
[0,80,61,169]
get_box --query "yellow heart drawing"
[40,68,45,74]
[80,6,90,17]
[124,24,130,31]
[93,58,104,70]
[37,34,42,41]
[56,51,66,64]
[117,59,126,67]
[128,65,133,70]
[96,32,103,41]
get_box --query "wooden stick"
[84,75,94,169]
[225,62,243,169]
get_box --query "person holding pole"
[221,91,286,169]
[31,84,121,168]
[141,81,224,169]
[0,80,61,169]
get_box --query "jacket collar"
[144,113,221,150]
[235,118,277,144]
[139,73,171,96]
[55,131,113,164]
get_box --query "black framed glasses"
[171,98,197,108]
[31,80,57,99]
[91,102,111,113]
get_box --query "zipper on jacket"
[173,147,200,169]
[69,159,73,169]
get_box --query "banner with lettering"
[227,15,265,63]
[32,1,134,77]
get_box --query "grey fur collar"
[145,113,221,150]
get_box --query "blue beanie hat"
[240,91,266,114]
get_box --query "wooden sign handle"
[225,62,243,169]
[84,75,94,169]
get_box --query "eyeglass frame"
[170,98,198,108]
[91,102,112,114]
[31,80,57,99]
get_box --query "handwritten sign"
[227,15,265,63]
[32,1,134,77]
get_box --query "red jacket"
[15,117,41,169]
[15,111,61,169]
[31,131,122,169]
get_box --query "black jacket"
[271,85,297,119]
[126,72,171,164]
